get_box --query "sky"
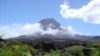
[0,0,100,38]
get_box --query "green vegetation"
[90,42,100,56]
[66,45,84,56]
[0,36,100,56]
[0,41,35,56]
[44,50,61,56]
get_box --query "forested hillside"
[0,37,100,56]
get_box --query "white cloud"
[60,26,81,35]
[60,0,100,24]
[42,28,59,35]
[0,23,79,39]
[0,23,43,39]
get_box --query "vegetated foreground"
[0,37,100,56]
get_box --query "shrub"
[66,45,84,56]
[0,41,35,56]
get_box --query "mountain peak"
[39,18,61,30]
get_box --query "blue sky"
[0,0,100,37]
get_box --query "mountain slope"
[5,18,100,43]
[39,18,61,30]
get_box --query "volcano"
[39,18,61,30]
[5,18,100,44]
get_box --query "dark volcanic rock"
[39,18,61,30]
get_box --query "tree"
[66,45,84,56]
